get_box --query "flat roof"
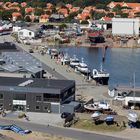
[1,52,42,73]
[0,77,75,94]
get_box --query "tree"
[81,20,89,24]
[96,4,106,9]
[20,7,25,20]
[113,4,122,15]
[1,10,15,20]
[25,16,31,22]
[106,13,114,18]
[91,10,106,20]
[34,8,44,16]
[121,13,129,18]
[59,23,67,30]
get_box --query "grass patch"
[73,119,125,132]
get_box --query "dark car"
[61,112,71,119]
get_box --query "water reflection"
[59,47,140,86]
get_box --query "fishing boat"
[88,30,105,43]
[69,55,80,68]
[75,58,90,75]
[84,101,110,111]
[92,64,109,85]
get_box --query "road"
[0,118,127,140]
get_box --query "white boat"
[91,111,101,119]
[84,101,110,111]
[127,112,138,123]
[61,53,70,65]
[70,55,80,68]
[92,64,109,85]
[76,58,90,74]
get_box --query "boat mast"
[133,72,136,107]
[101,45,108,71]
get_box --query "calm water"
[59,47,140,87]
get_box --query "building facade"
[0,77,76,113]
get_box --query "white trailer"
[112,18,139,36]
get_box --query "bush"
[81,20,89,24]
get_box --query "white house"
[112,18,139,36]
[18,28,36,39]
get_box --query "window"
[44,106,48,110]
[29,32,32,36]
[36,96,42,102]
[35,106,40,110]
[13,94,26,100]
[43,93,60,102]
[0,94,3,99]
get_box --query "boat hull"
[92,76,109,85]
[89,36,105,43]
[77,68,90,75]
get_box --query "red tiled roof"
[70,7,80,13]
[12,12,21,17]
[40,14,49,19]
[25,7,34,14]
[100,16,112,21]
[21,2,27,7]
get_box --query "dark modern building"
[0,77,76,113]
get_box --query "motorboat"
[75,58,90,75]
[91,111,101,119]
[69,55,80,68]
[127,112,138,123]
[84,101,110,111]
[61,53,70,65]
[92,64,109,85]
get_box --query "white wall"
[125,96,140,105]
[96,24,107,30]
[112,18,139,36]
[13,26,21,32]
[18,29,35,39]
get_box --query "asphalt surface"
[0,118,127,140]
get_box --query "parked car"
[61,112,71,119]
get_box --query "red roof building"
[100,16,112,21]
[108,1,140,11]
[70,7,80,13]
[21,2,27,7]
[25,7,34,14]
[12,12,21,17]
